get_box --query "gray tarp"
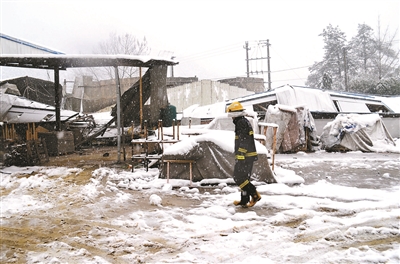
[160,140,277,184]
[320,113,397,152]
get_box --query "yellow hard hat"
[226,101,244,112]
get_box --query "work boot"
[247,191,261,207]
[233,189,249,208]
[233,200,248,208]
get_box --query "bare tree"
[373,19,399,81]
[78,32,150,82]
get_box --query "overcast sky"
[1,0,399,89]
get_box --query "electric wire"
[178,42,243,62]
[175,41,314,84]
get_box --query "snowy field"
[0,150,399,263]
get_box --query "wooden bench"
[163,159,195,186]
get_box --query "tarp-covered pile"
[320,113,398,153]
[262,104,319,153]
[160,130,277,184]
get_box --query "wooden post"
[177,120,180,141]
[172,119,176,139]
[12,124,15,140]
[33,123,37,140]
[26,123,30,141]
[167,161,170,183]
[272,126,277,171]
[144,120,148,140]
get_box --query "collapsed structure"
[0,53,176,165]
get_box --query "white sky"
[0,0,399,88]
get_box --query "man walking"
[227,101,261,208]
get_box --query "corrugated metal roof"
[0,33,64,54]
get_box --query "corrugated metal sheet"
[1,91,78,123]
[0,33,64,54]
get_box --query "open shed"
[0,54,177,161]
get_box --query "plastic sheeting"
[262,104,319,153]
[320,114,397,152]
[275,86,337,112]
[160,131,276,184]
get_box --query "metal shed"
[0,53,178,161]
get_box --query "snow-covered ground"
[1,150,399,263]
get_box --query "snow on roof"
[183,102,227,118]
[163,129,268,156]
[0,54,178,70]
[225,84,398,113]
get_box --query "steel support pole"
[54,65,61,131]
[115,66,121,163]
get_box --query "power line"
[272,65,312,73]
[270,45,306,81]
[273,77,307,82]
[179,42,243,62]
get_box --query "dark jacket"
[233,115,258,162]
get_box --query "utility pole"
[265,39,271,90]
[244,40,272,90]
[244,41,250,77]
[343,47,348,91]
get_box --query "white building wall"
[202,80,212,105]
[167,80,254,112]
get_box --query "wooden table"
[163,159,195,186]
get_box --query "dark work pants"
[233,160,253,186]
[233,160,257,204]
